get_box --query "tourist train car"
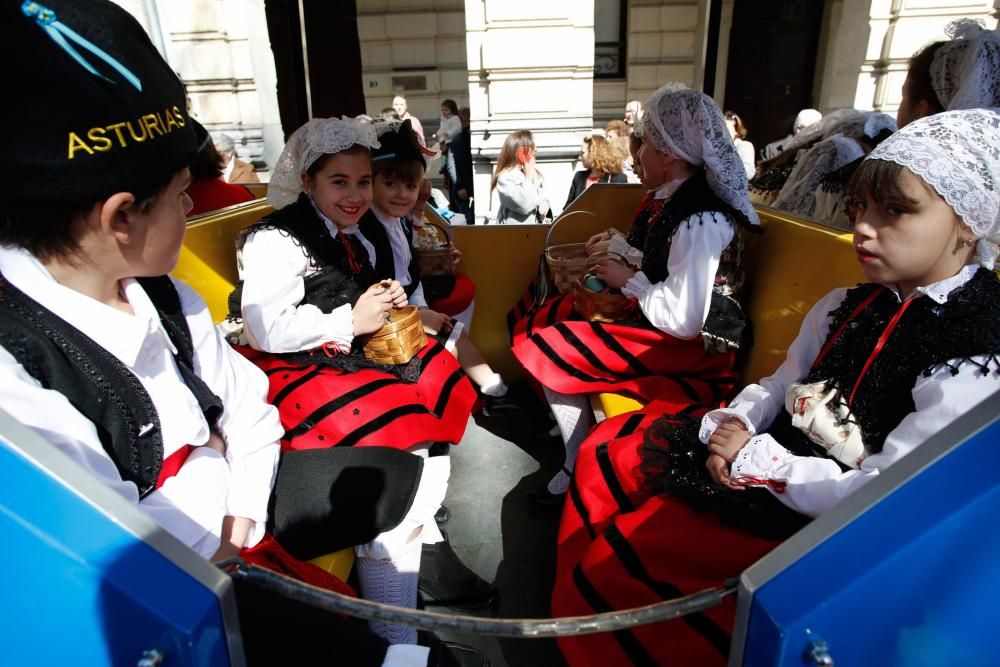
[2,184,997,665]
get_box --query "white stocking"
[542,386,592,494]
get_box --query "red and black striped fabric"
[237,340,475,451]
[512,309,739,405]
[553,492,781,666]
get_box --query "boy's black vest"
[0,274,223,498]
[228,194,377,319]
[358,208,422,299]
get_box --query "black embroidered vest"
[0,274,223,497]
[773,269,1000,460]
[636,171,753,351]
[227,194,377,320]
[358,209,422,299]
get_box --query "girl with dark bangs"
[552,108,1000,667]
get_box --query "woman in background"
[492,130,551,223]
[724,111,756,179]
[564,134,628,208]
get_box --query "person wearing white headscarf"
[550,108,1000,667]
[761,108,823,160]
[512,85,760,501]
[226,116,496,646]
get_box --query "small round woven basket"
[573,284,636,323]
[363,305,428,364]
[415,217,454,277]
[544,210,601,294]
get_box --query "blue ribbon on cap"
[22,1,143,92]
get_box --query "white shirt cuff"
[621,271,652,300]
[729,434,793,481]
[699,407,758,443]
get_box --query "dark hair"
[372,157,425,185]
[724,111,749,139]
[306,144,372,178]
[381,107,400,120]
[905,41,947,114]
[441,99,459,115]
[0,174,174,261]
[189,137,224,180]
[844,159,919,222]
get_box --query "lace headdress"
[931,19,1000,111]
[867,108,1000,269]
[267,116,380,209]
[643,85,759,225]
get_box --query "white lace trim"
[931,19,1000,111]
[772,135,867,217]
[643,85,760,225]
[867,108,1000,268]
[267,117,380,209]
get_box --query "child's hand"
[383,280,408,308]
[588,239,611,258]
[450,247,462,269]
[420,309,453,335]
[353,286,394,335]
[586,230,612,251]
[594,258,635,288]
[706,418,751,463]
[706,453,744,491]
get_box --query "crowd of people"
[2,1,999,666]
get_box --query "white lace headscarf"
[867,108,1000,269]
[267,116,380,209]
[931,19,1000,111]
[772,111,897,216]
[643,85,759,225]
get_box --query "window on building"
[594,0,626,79]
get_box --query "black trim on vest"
[0,274,222,497]
[358,209,423,298]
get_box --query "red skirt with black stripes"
[552,405,782,666]
[552,403,779,667]
[236,340,476,451]
[511,294,739,406]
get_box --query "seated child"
[357,120,515,413]
[227,116,494,615]
[552,108,1000,666]
[0,2,485,665]
[511,86,760,500]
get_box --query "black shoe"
[481,392,521,417]
[435,504,451,526]
[427,637,491,667]
[419,531,497,610]
[526,487,566,509]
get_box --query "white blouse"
[237,207,356,355]
[0,246,282,558]
[698,264,999,517]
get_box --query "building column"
[465,0,595,221]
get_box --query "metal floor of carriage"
[432,381,568,667]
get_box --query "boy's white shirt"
[352,204,428,308]
[699,264,999,518]
[238,209,356,354]
[0,246,282,559]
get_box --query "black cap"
[2,0,199,204]
[373,119,430,168]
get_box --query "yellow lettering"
[67,132,94,159]
[106,122,128,147]
[163,108,179,131]
[173,106,186,127]
[126,120,147,142]
[142,114,163,138]
[87,127,113,152]
[155,111,168,133]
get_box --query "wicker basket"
[544,210,600,294]
[573,284,636,323]
[363,305,428,364]
[414,217,454,277]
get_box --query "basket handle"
[544,210,598,250]
[421,207,454,244]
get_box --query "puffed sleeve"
[621,211,734,338]
[238,227,355,353]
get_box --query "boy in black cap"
[0,2,486,665]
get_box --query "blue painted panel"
[0,440,231,666]
[743,415,1000,666]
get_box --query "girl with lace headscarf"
[552,108,1000,667]
[223,116,494,643]
[511,86,760,503]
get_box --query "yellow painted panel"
[307,548,355,583]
